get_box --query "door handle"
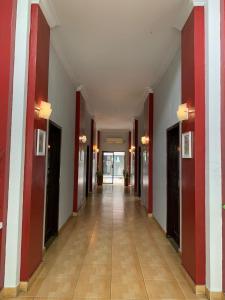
[0,222,3,230]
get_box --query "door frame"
[166,123,181,250]
[44,120,62,248]
[102,151,114,184]
[102,151,126,184]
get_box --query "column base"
[20,262,44,292]
[206,288,223,300]
[1,285,20,298]
[180,265,205,296]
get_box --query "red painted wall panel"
[148,94,154,214]
[221,0,225,291]
[73,92,81,213]
[89,119,94,192]
[97,131,100,169]
[134,120,138,194]
[73,92,92,212]
[128,131,131,184]
[181,7,205,285]
[21,5,50,281]
[0,0,17,288]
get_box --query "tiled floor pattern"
[10,185,207,300]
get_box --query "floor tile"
[145,279,185,299]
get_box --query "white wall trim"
[4,0,30,288]
[205,0,222,292]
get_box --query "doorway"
[45,121,62,248]
[102,152,125,184]
[167,123,180,249]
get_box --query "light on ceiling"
[177,103,195,122]
[141,136,150,145]
[35,101,52,120]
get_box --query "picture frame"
[182,131,193,159]
[36,129,46,156]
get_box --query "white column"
[4,0,31,288]
[205,0,222,292]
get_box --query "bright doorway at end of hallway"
[102,152,125,184]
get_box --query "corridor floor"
[16,185,206,300]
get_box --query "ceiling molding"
[172,1,193,31]
[50,33,78,86]
[39,0,60,29]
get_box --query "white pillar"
[4,0,31,288]
[205,0,223,292]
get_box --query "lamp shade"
[38,101,52,120]
[141,136,149,145]
[177,103,189,121]
[79,135,87,144]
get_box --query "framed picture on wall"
[36,129,46,156]
[182,131,193,159]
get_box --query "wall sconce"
[141,136,150,145]
[93,145,100,153]
[177,103,195,122]
[129,146,136,153]
[79,135,87,144]
[35,101,52,120]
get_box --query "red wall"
[73,92,80,213]
[134,120,138,194]
[128,131,131,184]
[97,131,100,169]
[181,7,205,285]
[73,91,92,212]
[221,0,225,290]
[0,0,17,288]
[148,93,154,214]
[137,94,154,213]
[21,4,50,281]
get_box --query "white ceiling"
[43,0,192,129]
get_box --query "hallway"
[14,185,206,300]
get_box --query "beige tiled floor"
[12,185,207,300]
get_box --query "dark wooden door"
[45,122,61,247]
[167,123,180,248]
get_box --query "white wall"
[153,49,181,231]
[48,42,75,229]
[205,0,222,292]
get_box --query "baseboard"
[59,214,73,234]
[152,216,167,235]
[206,288,223,300]
[1,285,20,298]
[179,264,205,295]
[20,261,44,292]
